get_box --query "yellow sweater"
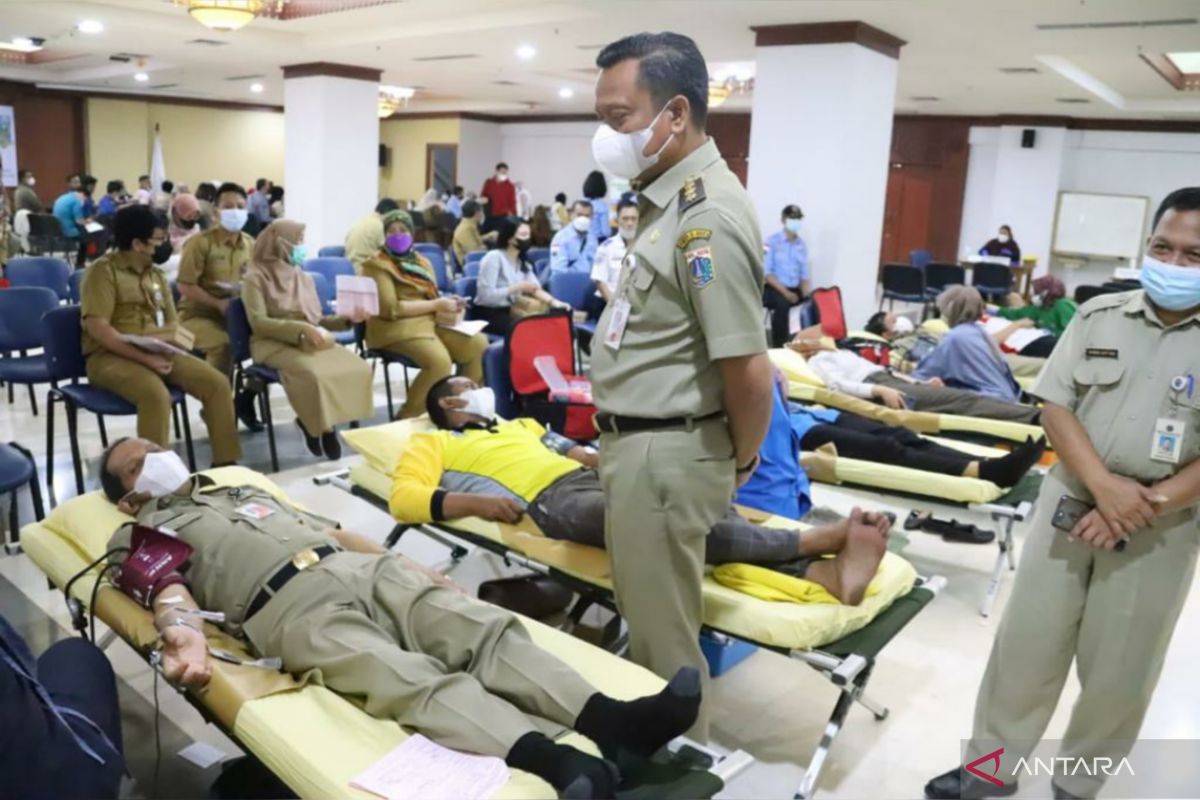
[389,418,581,523]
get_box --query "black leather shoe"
[295,419,322,457]
[320,430,342,461]
[925,767,1018,799]
[235,391,264,433]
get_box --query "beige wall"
[378,117,460,203]
[85,98,284,191]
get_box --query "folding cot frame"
[316,468,946,800]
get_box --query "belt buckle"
[291,548,320,571]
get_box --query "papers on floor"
[438,318,488,337]
[336,275,379,318]
[177,741,229,769]
[349,734,509,800]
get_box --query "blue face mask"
[1141,255,1200,312]
[784,218,803,235]
[289,244,308,267]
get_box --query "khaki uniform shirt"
[80,250,177,357]
[176,228,253,323]
[107,478,339,636]
[452,219,485,266]
[345,212,384,273]
[362,252,440,348]
[1032,290,1200,492]
[590,139,766,417]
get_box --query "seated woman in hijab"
[361,210,487,419]
[913,285,1023,403]
[168,193,202,252]
[992,274,1076,358]
[242,220,374,460]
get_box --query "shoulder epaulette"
[678,176,706,213]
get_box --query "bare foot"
[809,508,887,605]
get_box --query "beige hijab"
[246,219,322,325]
[937,284,985,327]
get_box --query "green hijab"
[380,209,436,289]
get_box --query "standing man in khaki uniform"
[590,32,774,738]
[99,437,701,798]
[927,187,1200,800]
[82,205,240,466]
[177,182,253,378]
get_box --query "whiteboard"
[1052,192,1149,260]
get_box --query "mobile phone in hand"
[1052,494,1126,551]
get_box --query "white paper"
[788,303,803,334]
[121,334,187,356]
[982,316,1047,352]
[349,734,509,800]
[84,221,106,234]
[178,741,229,769]
[439,318,488,337]
[336,275,379,317]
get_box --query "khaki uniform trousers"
[180,314,232,379]
[86,351,241,465]
[967,469,1200,798]
[250,340,374,434]
[865,373,1039,423]
[381,329,487,419]
[598,417,735,741]
[242,552,596,757]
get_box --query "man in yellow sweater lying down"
[390,376,894,606]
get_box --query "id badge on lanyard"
[153,286,165,328]
[1153,373,1195,465]
[603,254,637,352]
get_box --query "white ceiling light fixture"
[249,82,264,93]
[3,37,44,53]
[378,85,416,118]
[558,87,574,99]
[178,0,282,33]
[707,61,755,109]
[134,72,149,82]
[516,44,537,61]
[77,20,105,35]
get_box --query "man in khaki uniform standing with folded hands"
[589,31,774,740]
[927,187,1200,800]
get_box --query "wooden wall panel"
[886,115,971,262]
[0,80,86,197]
[707,112,751,186]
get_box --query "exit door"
[881,164,937,269]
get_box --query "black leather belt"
[593,410,724,435]
[244,545,339,622]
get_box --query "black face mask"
[177,217,197,230]
[152,240,173,265]
[514,238,532,254]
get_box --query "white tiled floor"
[2,363,1198,800]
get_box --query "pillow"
[921,318,950,336]
[767,348,826,388]
[342,418,436,475]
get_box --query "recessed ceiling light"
[249,82,264,93]
[134,72,149,82]
[558,87,574,99]
[77,20,104,34]
[12,37,36,49]
[516,44,536,61]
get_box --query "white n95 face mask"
[460,388,496,421]
[219,208,248,233]
[893,316,915,335]
[571,216,591,233]
[134,451,192,498]
[591,104,675,180]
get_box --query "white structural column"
[747,23,904,327]
[282,62,382,252]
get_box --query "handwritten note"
[349,735,509,800]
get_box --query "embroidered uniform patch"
[688,247,715,289]
[676,228,712,250]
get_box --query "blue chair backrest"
[226,298,254,364]
[464,250,486,267]
[304,256,354,286]
[318,245,345,258]
[464,260,481,278]
[6,256,72,300]
[0,287,61,352]
[41,305,87,381]
[882,264,925,295]
[483,341,518,420]
[925,262,966,292]
[414,245,450,291]
[68,269,86,303]
[909,249,932,270]
[306,270,335,314]
[548,270,594,310]
[972,262,1013,290]
[535,257,551,286]
[453,276,477,299]
[526,247,549,266]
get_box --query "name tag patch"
[1151,418,1185,465]
[676,228,712,250]
[688,247,715,289]
[236,502,276,520]
[1085,348,1119,359]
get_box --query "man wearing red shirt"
[480,162,517,228]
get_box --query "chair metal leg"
[9,442,44,529]
[6,490,17,550]
[45,391,57,506]
[172,403,182,440]
[382,361,394,419]
[259,387,279,472]
[66,403,84,496]
[26,383,37,416]
[178,397,196,472]
[97,414,108,448]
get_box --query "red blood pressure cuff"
[113,525,194,608]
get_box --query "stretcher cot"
[19,467,738,800]
[333,422,947,800]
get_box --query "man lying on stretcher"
[392,376,893,606]
[99,437,701,799]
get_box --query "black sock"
[505,732,617,798]
[978,437,1046,487]
[574,666,701,765]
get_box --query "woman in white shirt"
[474,218,558,334]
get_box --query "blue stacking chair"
[42,306,195,497]
[909,249,933,271]
[227,298,284,472]
[482,341,518,420]
[548,271,593,311]
[304,256,355,287]
[5,256,72,301]
[0,442,43,552]
[317,245,346,258]
[526,247,549,266]
[68,270,86,303]
[879,264,926,309]
[535,257,551,286]
[463,250,486,278]
[304,271,357,347]
[0,287,59,415]
[413,244,451,291]
[972,262,1014,303]
[924,263,966,300]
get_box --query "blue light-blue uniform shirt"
[787,402,842,442]
[589,198,611,241]
[913,323,1021,402]
[446,195,463,219]
[549,225,598,274]
[52,192,84,238]
[764,229,810,288]
[736,382,814,519]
